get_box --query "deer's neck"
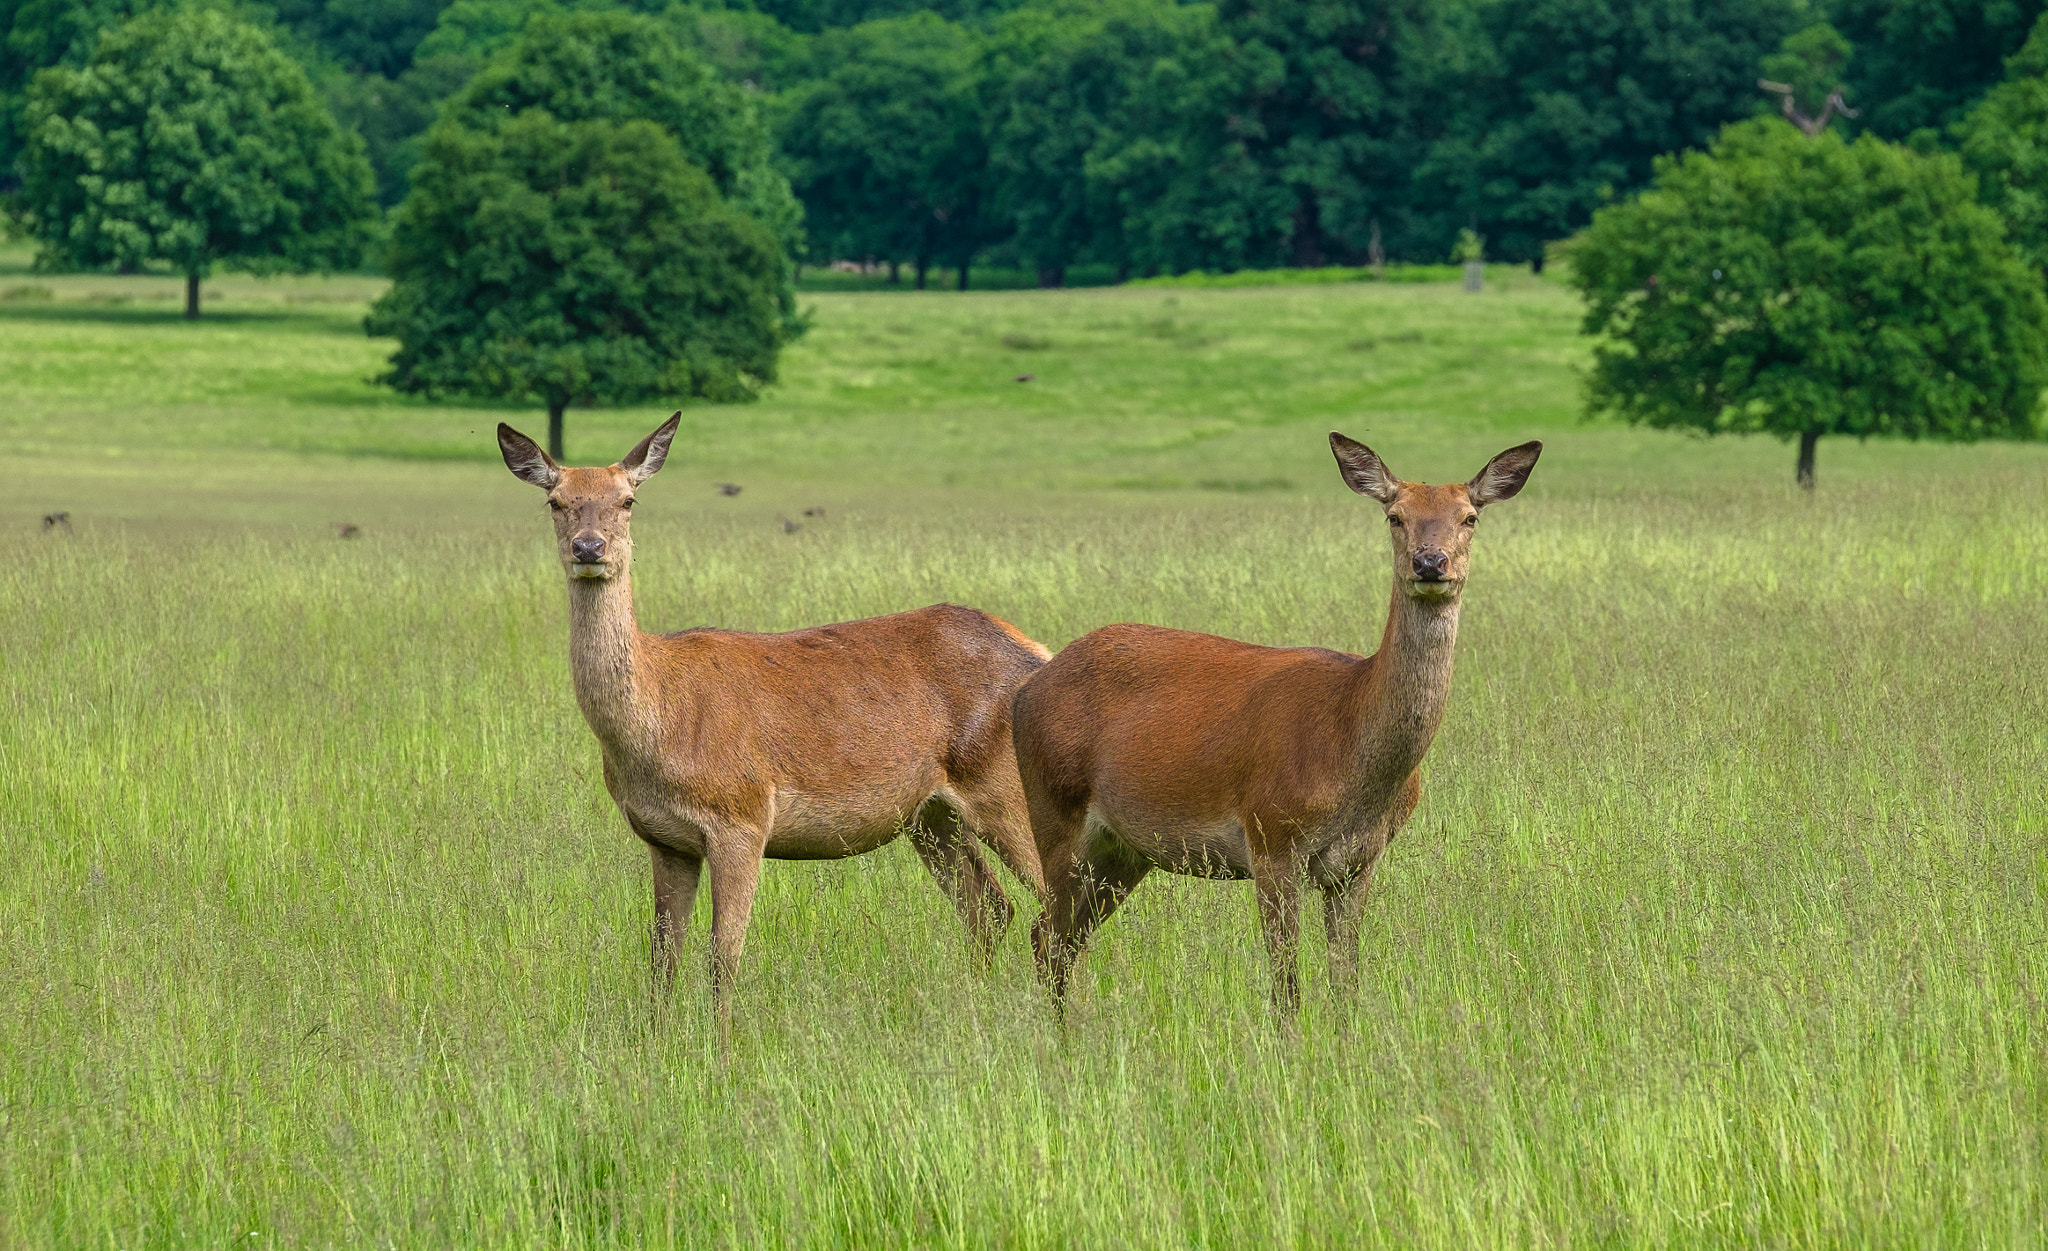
[565,570,658,753]
[1351,581,1463,792]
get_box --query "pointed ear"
[1469,441,1542,506]
[498,424,560,490]
[619,412,681,486]
[1329,431,1400,504]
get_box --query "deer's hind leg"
[703,818,770,1020]
[1033,819,1152,1004]
[909,794,1015,963]
[951,767,1046,900]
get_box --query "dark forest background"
[7,0,2044,280]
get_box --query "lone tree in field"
[18,9,375,319]
[367,12,800,458]
[1571,117,2048,489]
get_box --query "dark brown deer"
[500,414,1048,1013]
[1013,433,1541,1014]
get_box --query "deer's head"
[499,413,681,581]
[1329,433,1541,601]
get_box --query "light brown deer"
[1013,433,1541,1014]
[499,414,1048,1012]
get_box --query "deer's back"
[643,603,1045,798]
[1014,623,1370,830]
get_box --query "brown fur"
[500,414,1047,1013]
[1013,433,1541,1014]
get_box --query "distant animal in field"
[332,522,361,539]
[41,511,70,532]
[715,482,743,496]
[777,515,802,534]
[499,413,1050,1017]
[1013,433,1542,1015]
[802,506,826,518]
[1014,374,1035,383]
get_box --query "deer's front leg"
[649,843,702,988]
[1250,850,1304,1019]
[1320,864,1375,1000]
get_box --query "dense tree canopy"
[368,112,791,455]
[982,0,1279,283]
[1571,118,2048,487]
[1827,0,2048,137]
[18,8,376,316]
[15,0,2048,292]
[776,12,982,285]
[444,10,805,259]
[1955,13,2048,272]
[1413,0,1802,264]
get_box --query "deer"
[1012,433,1541,1016]
[498,414,1050,1014]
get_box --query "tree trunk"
[957,259,970,291]
[1530,253,1545,275]
[549,399,567,461]
[915,255,929,290]
[1037,266,1065,289]
[185,272,201,320]
[888,259,900,285]
[1796,429,1818,492]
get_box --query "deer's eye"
[1462,514,1478,527]
[547,499,565,512]
[1387,514,1404,527]
[619,497,635,509]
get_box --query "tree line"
[8,0,2048,282]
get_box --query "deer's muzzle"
[1412,549,1450,581]
[571,534,608,566]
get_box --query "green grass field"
[3,244,2045,1246]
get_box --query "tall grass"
[3,455,2043,1243]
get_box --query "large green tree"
[1571,117,2048,488]
[776,12,982,287]
[371,13,802,458]
[18,8,376,317]
[368,112,791,458]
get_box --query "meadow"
[2,246,2045,1246]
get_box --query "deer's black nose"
[571,534,607,564]
[1412,549,1449,581]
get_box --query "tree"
[775,13,983,288]
[1955,13,2048,272]
[367,112,792,459]
[17,8,376,317]
[1570,118,2048,488]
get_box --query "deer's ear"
[1469,440,1542,507]
[499,424,560,490]
[620,412,681,486]
[1330,431,1399,503]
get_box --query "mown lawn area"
[3,246,2043,1245]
